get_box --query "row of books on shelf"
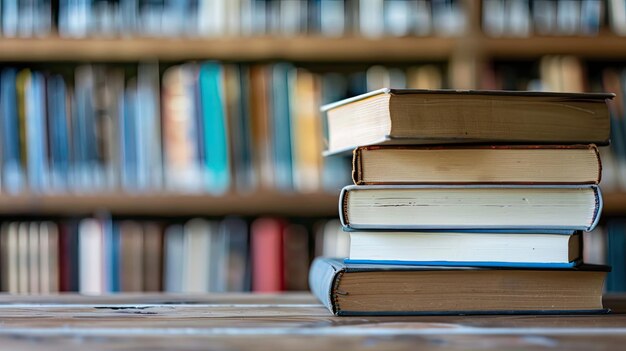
[2,213,625,296]
[0,0,464,39]
[0,217,347,294]
[8,0,626,40]
[483,0,606,37]
[0,62,446,195]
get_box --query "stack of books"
[310,88,614,316]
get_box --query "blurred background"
[0,0,624,294]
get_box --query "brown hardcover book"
[249,65,274,189]
[142,222,163,292]
[309,258,608,316]
[322,89,613,154]
[119,221,144,292]
[283,224,310,291]
[352,144,602,185]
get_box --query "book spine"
[351,147,363,185]
[251,218,285,292]
[308,257,340,315]
[589,185,603,232]
[338,186,350,229]
[592,144,602,184]
[199,62,230,194]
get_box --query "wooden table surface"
[0,293,625,350]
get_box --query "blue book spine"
[607,222,626,292]
[199,62,230,194]
[47,75,70,191]
[271,63,294,191]
[344,259,578,269]
[0,68,23,193]
[101,217,113,293]
[122,88,138,190]
[26,72,48,193]
[110,221,120,293]
[73,78,92,191]
[134,85,148,192]
[235,64,255,192]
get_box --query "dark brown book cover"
[323,89,614,155]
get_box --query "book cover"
[271,63,295,191]
[162,65,202,192]
[339,184,603,232]
[164,224,184,293]
[0,68,23,193]
[310,257,610,316]
[46,74,70,191]
[199,62,230,194]
[352,144,602,185]
[251,218,285,292]
[345,230,583,268]
[322,88,613,155]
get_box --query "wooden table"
[0,293,625,350]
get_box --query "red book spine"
[58,223,71,292]
[251,218,284,292]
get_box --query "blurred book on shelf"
[0,0,465,39]
[482,0,608,37]
[0,62,445,196]
[0,217,348,294]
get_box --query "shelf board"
[0,36,457,62]
[3,35,626,62]
[0,192,339,217]
[602,192,626,216]
[1,191,625,218]
[482,35,626,59]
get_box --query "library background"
[0,0,625,294]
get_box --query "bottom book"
[309,257,609,316]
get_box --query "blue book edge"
[343,259,579,269]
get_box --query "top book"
[321,89,613,155]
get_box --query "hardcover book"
[346,231,582,268]
[309,257,609,316]
[339,185,602,231]
[352,145,602,185]
[322,89,613,154]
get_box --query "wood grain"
[0,294,623,350]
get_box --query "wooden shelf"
[2,191,625,218]
[602,192,626,216]
[0,192,339,217]
[3,34,626,62]
[482,35,626,59]
[0,36,457,62]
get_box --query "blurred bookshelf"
[2,0,626,295]
[602,193,626,216]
